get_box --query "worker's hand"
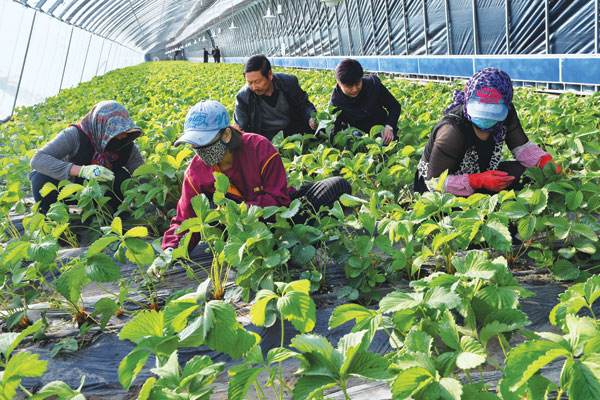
[308,118,317,131]
[147,248,174,279]
[382,125,395,145]
[537,154,561,174]
[78,165,114,182]
[468,170,515,192]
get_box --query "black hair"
[335,58,364,85]
[225,126,243,151]
[244,54,272,78]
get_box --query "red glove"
[537,154,561,173]
[468,170,515,192]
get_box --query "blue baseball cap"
[466,87,509,121]
[175,100,230,147]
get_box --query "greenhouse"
[1,0,599,399]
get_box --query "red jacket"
[162,132,291,250]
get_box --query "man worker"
[234,54,318,140]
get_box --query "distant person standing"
[214,46,221,63]
[203,48,209,63]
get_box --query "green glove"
[78,165,114,182]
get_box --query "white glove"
[147,248,174,279]
[78,165,114,182]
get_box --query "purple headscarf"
[445,67,513,142]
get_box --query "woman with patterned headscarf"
[414,67,560,196]
[30,100,144,213]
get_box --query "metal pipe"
[344,0,355,55]
[444,0,452,54]
[79,32,93,83]
[505,0,510,54]
[368,0,377,54]
[5,10,37,123]
[59,26,75,91]
[423,0,429,55]
[401,0,409,54]
[95,39,105,76]
[383,0,393,54]
[544,0,550,53]
[354,0,365,54]
[471,0,479,54]
[334,3,344,56]
[594,0,600,54]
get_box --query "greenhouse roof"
[12,0,233,51]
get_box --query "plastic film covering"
[160,0,597,62]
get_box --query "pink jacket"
[162,132,291,250]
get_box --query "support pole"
[505,0,511,54]
[59,26,74,91]
[7,9,37,122]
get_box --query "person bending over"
[414,68,560,196]
[30,100,143,213]
[159,100,350,260]
[330,58,401,145]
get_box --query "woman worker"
[159,100,350,257]
[414,68,560,195]
[30,100,143,213]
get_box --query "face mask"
[470,117,498,130]
[194,139,227,166]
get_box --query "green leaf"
[426,287,461,310]
[283,279,311,295]
[501,200,529,219]
[3,351,48,381]
[437,310,460,350]
[31,380,84,400]
[119,310,164,344]
[50,337,78,358]
[572,224,598,242]
[93,298,119,329]
[124,238,155,266]
[503,339,570,392]
[569,356,600,400]
[249,290,278,327]
[339,193,368,207]
[124,226,148,238]
[214,172,230,193]
[456,337,486,370]
[87,236,119,256]
[85,253,120,282]
[118,349,150,390]
[228,366,263,400]
[391,366,434,399]
[55,263,90,305]
[137,377,156,400]
[266,347,299,364]
[517,216,536,241]
[480,309,530,346]
[292,375,337,400]
[202,301,258,359]
[329,303,377,330]
[379,291,423,313]
[29,241,59,264]
[290,334,338,373]
[0,319,44,360]
[111,216,123,236]
[482,221,512,253]
[280,199,301,219]
[566,191,584,211]
[438,377,463,400]
[39,182,58,198]
[150,350,179,381]
[57,183,84,201]
[277,290,316,333]
[163,299,199,334]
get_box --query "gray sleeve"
[30,126,80,181]
[125,144,144,173]
[234,92,250,130]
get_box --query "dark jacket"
[234,73,317,139]
[330,75,401,136]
